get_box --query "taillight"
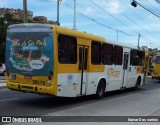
[48,76,52,80]
[6,67,10,76]
[48,71,53,80]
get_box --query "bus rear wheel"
[96,80,106,99]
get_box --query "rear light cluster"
[48,71,53,80]
[6,67,10,76]
[45,71,53,87]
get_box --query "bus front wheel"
[134,77,141,90]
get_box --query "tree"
[0,12,33,62]
[3,12,13,22]
[0,24,8,62]
[0,13,13,63]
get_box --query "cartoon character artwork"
[7,32,53,73]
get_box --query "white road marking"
[0,80,6,82]
[0,83,6,87]
[0,98,19,102]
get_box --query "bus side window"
[114,45,123,65]
[139,51,145,66]
[58,34,77,64]
[130,49,139,66]
[102,43,113,65]
[91,41,101,65]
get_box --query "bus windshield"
[155,56,160,64]
[6,26,54,76]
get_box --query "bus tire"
[95,80,106,99]
[134,77,141,90]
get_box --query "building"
[48,20,58,25]
[0,8,33,21]
[33,16,47,23]
[16,9,33,20]
[0,7,59,25]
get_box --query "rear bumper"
[152,74,159,79]
[6,80,56,96]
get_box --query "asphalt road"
[0,77,160,117]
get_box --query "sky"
[1,0,160,49]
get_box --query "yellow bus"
[143,49,150,83]
[5,24,149,98]
[152,54,160,79]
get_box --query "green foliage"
[0,12,33,62]
[4,12,13,22]
[0,22,9,63]
[0,12,13,63]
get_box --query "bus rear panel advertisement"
[6,28,54,76]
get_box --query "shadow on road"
[1,77,160,116]
[11,87,144,113]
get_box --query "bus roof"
[53,25,105,42]
[53,25,139,50]
[8,23,51,29]
[106,39,138,50]
[8,23,141,50]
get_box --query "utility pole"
[138,33,140,50]
[23,0,27,23]
[73,0,76,30]
[57,0,61,26]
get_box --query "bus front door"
[122,52,130,88]
[78,45,88,95]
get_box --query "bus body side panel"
[55,33,79,97]
[152,55,160,79]
[103,65,123,91]
[55,29,106,97]
[86,73,103,95]
[52,26,58,96]
[143,51,149,83]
